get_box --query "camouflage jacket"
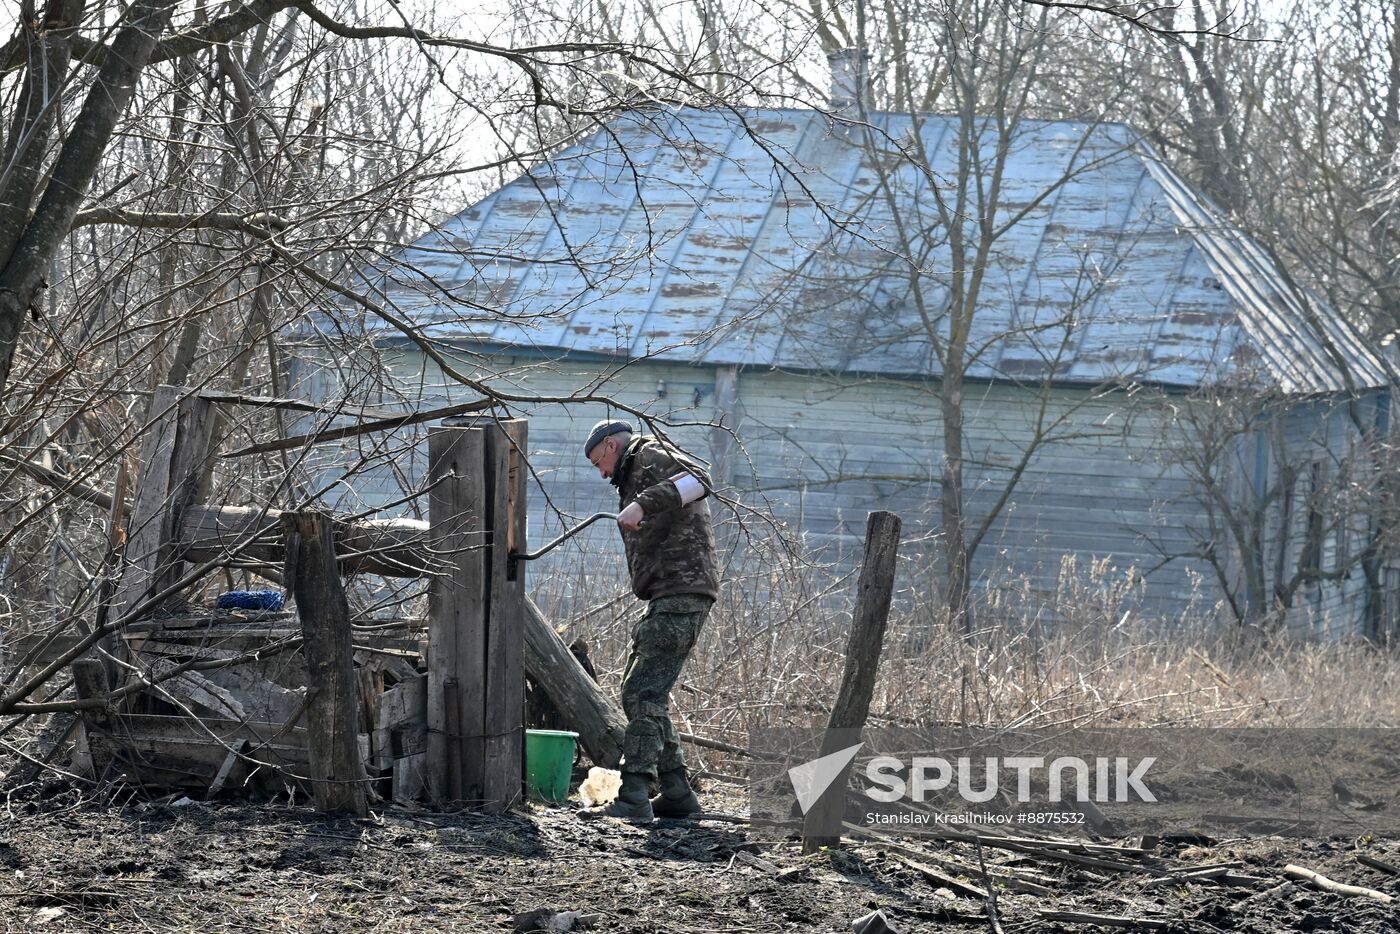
[611,435,720,601]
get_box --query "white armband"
[670,471,706,506]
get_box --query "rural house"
[289,99,1395,636]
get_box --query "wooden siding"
[286,347,1377,631]
[1250,395,1381,639]
[732,369,1208,620]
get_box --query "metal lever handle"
[509,512,619,562]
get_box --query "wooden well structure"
[67,385,559,814]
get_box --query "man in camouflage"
[582,419,720,822]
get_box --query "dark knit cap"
[584,419,633,456]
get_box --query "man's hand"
[617,502,645,531]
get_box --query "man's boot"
[651,766,702,819]
[581,771,654,823]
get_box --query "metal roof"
[350,106,1390,393]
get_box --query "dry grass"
[530,540,1400,773]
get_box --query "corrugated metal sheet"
[346,107,1390,393]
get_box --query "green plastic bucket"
[525,729,578,802]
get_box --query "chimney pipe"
[827,47,871,113]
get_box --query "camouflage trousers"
[619,594,713,779]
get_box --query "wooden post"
[427,421,526,811]
[427,426,487,805]
[284,510,368,817]
[111,385,216,625]
[802,510,901,854]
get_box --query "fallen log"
[522,596,625,769]
[519,599,760,772]
[1283,864,1394,904]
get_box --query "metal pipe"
[510,512,618,562]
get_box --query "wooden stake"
[284,510,367,817]
[802,510,901,854]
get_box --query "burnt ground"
[0,785,1396,933]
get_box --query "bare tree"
[1143,375,1395,635]
[0,0,779,727]
[756,0,1161,633]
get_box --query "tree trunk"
[0,0,177,398]
[940,374,972,634]
[0,0,88,269]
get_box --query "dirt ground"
[0,782,1396,933]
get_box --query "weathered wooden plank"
[285,511,367,816]
[206,738,250,798]
[374,674,428,770]
[115,720,306,777]
[354,648,421,683]
[358,666,385,777]
[393,753,428,804]
[483,419,527,811]
[78,708,310,790]
[72,660,113,781]
[430,417,527,811]
[129,636,312,713]
[158,669,248,720]
[111,386,216,624]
